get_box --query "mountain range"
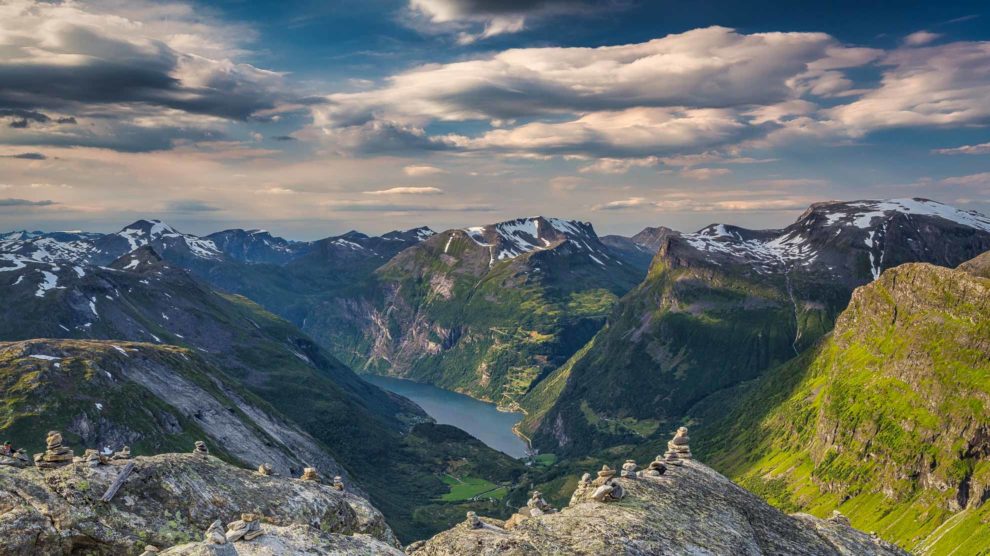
[3,197,990,552]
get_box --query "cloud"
[364,186,444,195]
[904,31,942,46]
[828,40,990,133]
[680,167,731,181]
[322,199,493,212]
[256,186,298,195]
[0,0,289,151]
[933,142,990,155]
[403,164,448,176]
[165,200,221,212]
[579,157,659,174]
[313,27,881,158]
[0,198,56,207]
[592,197,654,211]
[407,0,602,42]
[940,172,990,186]
[2,152,47,160]
[271,135,296,141]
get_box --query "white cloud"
[579,157,659,174]
[903,31,942,46]
[364,186,445,195]
[940,172,990,186]
[403,164,449,176]
[933,142,990,155]
[829,41,990,133]
[407,0,595,42]
[592,197,654,211]
[680,167,731,181]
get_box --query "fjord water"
[363,374,529,458]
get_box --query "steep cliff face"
[527,199,990,455]
[695,257,990,554]
[412,459,905,556]
[354,217,644,408]
[0,339,354,485]
[0,453,399,555]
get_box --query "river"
[362,374,530,459]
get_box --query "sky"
[1,0,990,239]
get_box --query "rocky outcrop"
[0,452,398,555]
[410,460,905,556]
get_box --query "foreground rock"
[0,452,398,555]
[410,460,906,555]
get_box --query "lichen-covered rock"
[0,453,398,554]
[413,460,908,555]
[160,524,403,555]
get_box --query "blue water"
[363,374,529,459]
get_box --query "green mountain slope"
[693,258,990,555]
[355,217,645,409]
[0,247,524,542]
[525,199,990,456]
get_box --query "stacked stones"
[465,511,482,529]
[644,456,667,477]
[257,463,274,476]
[112,446,132,460]
[300,467,319,481]
[621,459,638,478]
[34,431,74,468]
[226,513,263,542]
[82,448,105,467]
[139,546,159,556]
[333,476,345,491]
[571,472,593,501]
[666,427,692,459]
[193,441,209,456]
[0,449,29,468]
[205,519,228,544]
[590,465,625,503]
[526,490,554,516]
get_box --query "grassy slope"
[695,262,990,554]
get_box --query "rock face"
[0,453,399,555]
[410,460,906,556]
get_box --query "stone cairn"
[590,465,625,503]
[34,431,74,469]
[112,446,132,460]
[205,519,228,545]
[139,546,159,556]
[226,513,263,542]
[82,448,106,467]
[572,472,593,500]
[300,467,319,481]
[193,441,209,456]
[665,426,692,462]
[465,511,483,529]
[0,448,29,468]
[333,475,345,491]
[621,459,638,478]
[526,490,555,516]
[644,455,667,477]
[257,463,274,476]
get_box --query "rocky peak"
[109,245,167,273]
[411,458,905,555]
[460,216,611,265]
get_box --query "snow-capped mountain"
[675,198,990,281]
[452,216,617,267]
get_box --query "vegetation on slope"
[694,260,990,554]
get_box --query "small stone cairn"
[465,511,482,529]
[226,513,263,542]
[257,463,274,476]
[139,546,159,556]
[205,519,228,544]
[666,426,692,460]
[82,448,106,467]
[34,431,74,468]
[526,490,555,516]
[621,459,638,478]
[572,472,593,500]
[333,475,345,491]
[0,448,29,468]
[644,455,667,477]
[112,446,132,460]
[590,465,625,503]
[300,467,319,481]
[193,441,209,456]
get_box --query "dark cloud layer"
[0,198,56,207]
